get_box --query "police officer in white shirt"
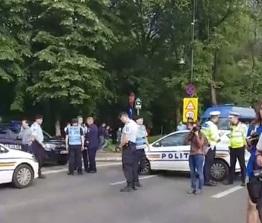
[30,114,46,179]
[119,112,138,192]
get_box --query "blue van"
[201,105,256,130]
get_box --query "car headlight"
[44,143,56,151]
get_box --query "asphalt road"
[0,163,247,223]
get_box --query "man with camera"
[186,125,207,195]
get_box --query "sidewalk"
[96,151,122,162]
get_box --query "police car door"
[0,145,14,184]
[150,131,190,171]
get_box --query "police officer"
[202,111,221,186]
[65,118,84,175]
[85,116,99,173]
[119,112,138,192]
[134,116,148,187]
[30,114,46,179]
[227,112,247,186]
[19,119,32,153]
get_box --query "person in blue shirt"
[246,102,262,223]
[65,118,85,176]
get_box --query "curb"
[96,157,122,162]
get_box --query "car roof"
[201,105,256,120]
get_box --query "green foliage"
[0,0,262,134]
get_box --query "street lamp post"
[190,0,196,83]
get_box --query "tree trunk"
[211,82,217,105]
[211,51,218,105]
[55,118,61,137]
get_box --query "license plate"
[60,150,68,154]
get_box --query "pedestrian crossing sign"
[183,98,198,123]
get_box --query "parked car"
[0,144,39,188]
[0,122,68,165]
[143,130,250,181]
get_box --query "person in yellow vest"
[202,111,221,186]
[227,112,247,186]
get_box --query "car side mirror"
[153,142,161,147]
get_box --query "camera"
[248,133,260,146]
[192,126,200,133]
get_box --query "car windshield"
[201,118,253,130]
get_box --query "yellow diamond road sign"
[183,98,198,123]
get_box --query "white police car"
[0,144,39,188]
[143,130,249,181]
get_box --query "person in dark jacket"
[85,117,99,173]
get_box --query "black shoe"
[78,172,83,175]
[241,182,246,187]
[120,185,133,192]
[88,170,97,174]
[135,182,142,188]
[67,172,74,176]
[210,180,217,186]
[132,185,137,191]
[39,174,46,179]
[204,182,216,187]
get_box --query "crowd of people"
[182,102,262,223]
[16,101,262,222]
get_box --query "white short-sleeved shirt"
[31,122,44,143]
[122,119,138,143]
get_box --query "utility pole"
[190,0,196,83]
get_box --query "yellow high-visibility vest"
[201,121,220,148]
[228,123,246,149]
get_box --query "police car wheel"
[13,164,34,188]
[140,159,151,175]
[210,159,229,182]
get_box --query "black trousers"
[88,147,97,171]
[82,149,89,171]
[122,143,136,185]
[204,148,215,183]
[21,144,30,153]
[135,149,146,181]
[30,141,45,177]
[229,147,246,183]
[68,146,82,174]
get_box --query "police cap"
[209,111,221,117]
[229,112,240,118]
[71,118,78,124]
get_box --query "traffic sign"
[185,83,196,97]
[135,98,142,115]
[183,98,198,123]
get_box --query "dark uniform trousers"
[135,149,146,181]
[204,147,216,183]
[229,147,246,183]
[82,149,89,171]
[30,141,46,177]
[82,147,98,172]
[21,144,30,153]
[122,142,137,185]
[68,145,82,174]
[88,147,98,172]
